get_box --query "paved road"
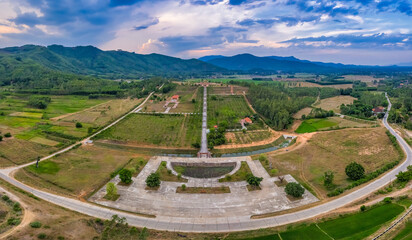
[0,93,410,232]
[198,85,210,157]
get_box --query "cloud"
[283,33,412,50]
[133,18,159,30]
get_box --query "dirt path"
[0,186,34,239]
[50,100,112,121]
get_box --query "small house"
[372,107,385,114]
[244,117,253,124]
[171,95,179,102]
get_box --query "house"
[171,95,179,102]
[214,125,218,129]
[244,117,253,124]
[372,107,385,114]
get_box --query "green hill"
[0,44,224,82]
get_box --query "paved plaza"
[89,156,318,219]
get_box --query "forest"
[247,83,318,130]
[388,87,412,130]
[340,92,388,119]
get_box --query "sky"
[0,0,411,65]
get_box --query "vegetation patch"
[176,186,230,194]
[171,162,235,178]
[219,161,253,182]
[295,118,338,133]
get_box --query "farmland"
[209,85,249,95]
[207,95,258,129]
[268,128,399,198]
[14,144,149,197]
[96,113,201,148]
[225,130,273,145]
[0,93,111,166]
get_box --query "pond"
[171,162,236,178]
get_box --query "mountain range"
[0,45,411,84]
[198,54,412,73]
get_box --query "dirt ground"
[314,95,356,113]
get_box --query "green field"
[208,95,257,129]
[241,202,405,240]
[0,93,110,166]
[97,113,201,148]
[393,220,412,240]
[295,118,339,133]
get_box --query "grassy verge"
[176,186,230,194]
[219,161,252,182]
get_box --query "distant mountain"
[199,54,412,73]
[397,61,412,67]
[0,45,224,80]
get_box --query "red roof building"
[172,95,179,100]
[244,117,253,124]
[372,107,385,114]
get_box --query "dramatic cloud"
[0,0,411,65]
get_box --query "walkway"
[0,93,409,232]
[198,85,211,158]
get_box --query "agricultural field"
[313,95,356,113]
[207,95,258,129]
[287,81,353,89]
[295,116,374,133]
[268,128,400,198]
[96,113,201,148]
[143,85,201,113]
[56,98,142,126]
[209,85,249,95]
[293,107,312,119]
[224,130,273,145]
[14,144,149,197]
[0,93,110,166]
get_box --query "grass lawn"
[156,161,188,182]
[97,114,201,148]
[280,224,331,240]
[269,128,400,198]
[219,161,253,182]
[15,145,150,197]
[208,95,258,129]
[295,118,338,133]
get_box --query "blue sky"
[0,0,411,65]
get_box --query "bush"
[37,233,47,239]
[119,169,132,184]
[0,136,2,141]
[345,162,365,180]
[396,169,412,182]
[2,195,9,201]
[258,154,267,162]
[323,171,334,187]
[360,205,366,212]
[7,217,21,225]
[181,184,186,191]
[246,174,263,186]
[28,96,51,109]
[13,202,21,212]
[146,173,160,188]
[383,197,392,204]
[285,182,305,198]
[106,182,117,197]
[75,122,83,128]
[30,221,42,228]
[4,132,11,138]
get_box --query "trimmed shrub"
[146,173,160,188]
[119,169,132,184]
[285,182,305,198]
[4,132,11,138]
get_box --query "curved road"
[0,93,410,232]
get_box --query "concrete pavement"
[0,93,410,232]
